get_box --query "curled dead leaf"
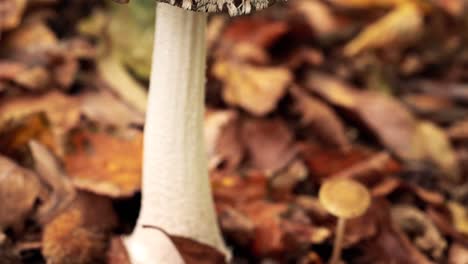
[213,61,292,116]
[142,225,227,264]
[64,128,142,197]
[0,0,27,31]
[242,118,297,173]
[0,155,41,230]
[344,2,423,56]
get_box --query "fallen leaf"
[64,128,142,197]
[344,2,423,56]
[0,92,81,155]
[107,237,132,264]
[242,118,297,173]
[305,73,459,179]
[448,202,468,236]
[42,209,109,264]
[391,205,447,259]
[205,109,244,171]
[97,55,147,113]
[221,18,288,48]
[142,225,227,264]
[0,0,27,31]
[291,86,350,150]
[241,201,288,256]
[0,155,41,230]
[29,140,76,224]
[212,171,267,207]
[80,91,145,128]
[448,243,468,264]
[292,0,342,37]
[0,112,56,162]
[213,61,292,116]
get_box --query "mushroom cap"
[114,0,279,16]
[319,178,371,219]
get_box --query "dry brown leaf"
[242,118,297,173]
[413,121,460,181]
[0,112,56,162]
[3,21,58,51]
[241,201,289,256]
[213,61,292,116]
[292,0,341,37]
[205,109,244,171]
[448,202,468,236]
[29,141,76,224]
[270,159,308,201]
[42,190,117,263]
[357,200,433,264]
[142,225,227,264]
[448,243,468,264]
[327,0,403,9]
[0,92,81,153]
[80,91,145,128]
[391,205,447,259]
[64,128,142,197]
[42,209,109,264]
[305,73,459,179]
[218,205,255,246]
[221,19,288,48]
[107,237,132,264]
[0,0,27,31]
[291,86,350,150]
[344,2,423,56]
[0,155,41,230]
[212,171,267,206]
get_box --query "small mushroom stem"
[330,217,346,264]
[125,3,227,263]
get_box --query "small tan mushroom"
[319,178,371,264]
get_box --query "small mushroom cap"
[114,0,279,16]
[319,178,371,219]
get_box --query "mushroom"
[111,0,279,263]
[319,178,371,264]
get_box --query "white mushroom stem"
[330,218,346,264]
[124,3,228,263]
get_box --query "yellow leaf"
[213,61,292,116]
[344,2,423,56]
[448,202,468,235]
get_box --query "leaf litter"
[1,0,468,263]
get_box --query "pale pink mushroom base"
[124,3,228,263]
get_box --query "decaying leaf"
[29,141,76,224]
[0,92,81,155]
[305,73,459,179]
[64,128,142,197]
[213,61,292,116]
[392,205,447,259]
[212,171,267,206]
[42,209,109,264]
[42,191,117,264]
[0,0,27,31]
[448,243,468,264]
[205,109,244,171]
[242,118,297,174]
[0,155,41,230]
[291,86,350,150]
[448,202,468,236]
[107,237,131,264]
[142,225,227,264]
[292,0,342,37]
[344,2,423,56]
[0,112,56,162]
[80,91,144,128]
[413,121,460,181]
